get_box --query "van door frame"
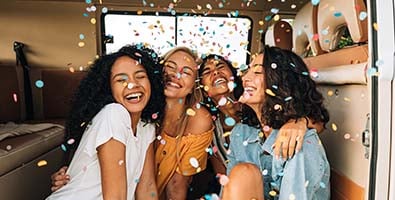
[369,0,395,199]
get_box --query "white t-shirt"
[47,103,155,200]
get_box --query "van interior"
[0,0,389,199]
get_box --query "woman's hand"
[50,166,70,192]
[274,118,307,160]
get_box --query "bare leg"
[222,163,264,200]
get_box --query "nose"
[242,69,253,83]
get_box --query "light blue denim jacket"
[227,123,330,200]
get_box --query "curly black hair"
[198,54,244,116]
[242,46,329,129]
[64,44,165,159]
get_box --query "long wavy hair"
[198,54,244,117]
[65,44,165,159]
[242,45,329,129]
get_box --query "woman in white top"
[46,44,165,200]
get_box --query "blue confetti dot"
[321,29,329,35]
[311,0,320,6]
[178,98,183,104]
[79,34,85,40]
[171,10,176,15]
[319,182,326,188]
[302,71,309,76]
[83,13,89,17]
[271,8,279,14]
[61,144,67,152]
[359,11,367,21]
[35,80,44,88]
[224,117,236,126]
[334,12,342,18]
[85,0,91,4]
[265,15,272,21]
[102,7,108,13]
[226,44,230,48]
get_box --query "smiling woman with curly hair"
[47,44,165,200]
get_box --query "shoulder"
[92,103,130,125]
[187,105,213,135]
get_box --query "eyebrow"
[112,73,128,80]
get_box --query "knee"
[229,162,261,179]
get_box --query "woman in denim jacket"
[223,46,330,200]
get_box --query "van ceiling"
[17,0,310,13]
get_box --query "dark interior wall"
[0,1,97,69]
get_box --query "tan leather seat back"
[265,21,293,50]
[293,3,317,56]
[318,0,368,51]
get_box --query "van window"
[102,12,252,68]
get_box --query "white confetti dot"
[189,157,199,168]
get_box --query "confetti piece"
[79,34,85,40]
[37,160,47,167]
[265,89,276,96]
[344,133,351,140]
[134,178,139,183]
[85,0,91,4]
[359,11,367,21]
[344,97,351,102]
[274,104,282,110]
[327,90,334,96]
[271,8,279,14]
[272,85,278,90]
[319,182,326,188]
[118,160,124,165]
[69,67,75,73]
[375,59,384,66]
[273,15,280,21]
[67,138,75,145]
[243,140,248,146]
[259,20,264,26]
[271,63,277,69]
[61,144,67,151]
[291,4,297,9]
[284,96,293,101]
[224,117,236,126]
[311,0,320,6]
[78,41,85,47]
[373,22,378,31]
[102,7,108,13]
[305,180,310,187]
[258,131,264,138]
[227,81,235,92]
[289,194,296,200]
[189,157,199,168]
[12,93,18,103]
[35,80,44,88]
[334,12,342,17]
[186,108,196,116]
[218,96,227,106]
[269,190,277,196]
[223,131,231,137]
[331,123,338,131]
[152,113,158,119]
[219,174,229,186]
[160,139,166,145]
[262,169,268,175]
[90,18,96,24]
[6,145,12,151]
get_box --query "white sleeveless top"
[46,103,155,200]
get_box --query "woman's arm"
[97,138,127,200]
[135,143,158,200]
[165,173,191,200]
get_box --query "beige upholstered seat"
[265,20,293,50]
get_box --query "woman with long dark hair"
[223,46,330,200]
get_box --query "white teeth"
[168,82,181,88]
[244,87,254,92]
[214,78,226,86]
[126,93,142,100]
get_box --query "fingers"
[281,135,289,160]
[51,166,70,192]
[295,129,305,153]
[288,134,297,159]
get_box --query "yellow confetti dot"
[37,160,47,167]
[122,82,128,87]
[90,18,96,24]
[78,41,85,47]
[258,131,264,138]
[273,14,280,21]
[258,20,264,26]
[331,123,338,132]
[269,190,277,196]
[137,10,143,15]
[232,61,239,67]
[69,67,75,73]
[265,89,276,96]
[223,131,231,137]
[186,108,196,116]
[344,97,351,102]
[196,167,202,173]
[327,90,334,96]
[373,22,378,31]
